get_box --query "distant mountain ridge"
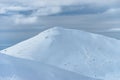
[1,27,120,79]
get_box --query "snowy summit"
[1,27,120,80]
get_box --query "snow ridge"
[0,53,99,80]
[1,27,120,79]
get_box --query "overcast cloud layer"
[0,0,120,32]
[0,0,120,26]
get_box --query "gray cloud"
[0,0,120,16]
[0,0,120,33]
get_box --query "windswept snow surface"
[0,53,98,80]
[1,27,120,79]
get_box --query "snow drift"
[0,53,99,80]
[1,27,120,79]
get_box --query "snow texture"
[0,53,99,80]
[1,27,120,79]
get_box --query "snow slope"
[1,27,120,79]
[0,53,98,80]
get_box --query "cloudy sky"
[0,0,120,49]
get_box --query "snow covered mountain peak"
[47,26,64,31]
[38,26,64,34]
[1,27,120,79]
